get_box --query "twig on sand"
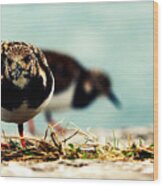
[62,129,80,143]
[50,132,62,153]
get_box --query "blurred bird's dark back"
[43,50,86,94]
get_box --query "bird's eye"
[24,55,32,64]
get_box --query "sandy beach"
[1,127,154,180]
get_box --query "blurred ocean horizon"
[1,2,154,134]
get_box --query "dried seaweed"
[1,125,154,163]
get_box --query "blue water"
[1,2,154,133]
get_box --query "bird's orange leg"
[18,124,26,148]
[28,119,36,135]
[45,111,66,135]
[50,119,66,134]
[27,112,66,136]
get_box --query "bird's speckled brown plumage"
[1,41,54,147]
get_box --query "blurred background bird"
[2,3,154,133]
[28,50,121,135]
[1,41,54,148]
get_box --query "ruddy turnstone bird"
[1,41,54,147]
[28,50,121,134]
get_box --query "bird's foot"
[49,121,67,136]
[54,124,66,135]
[20,138,26,148]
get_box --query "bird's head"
[83,69,122,109]
[1,41,48,89]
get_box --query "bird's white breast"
[46,82,77,112]
[1,75,55,124]
[1,102,40,124]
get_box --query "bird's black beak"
[108,91,122,109]
[14,63,23,80]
